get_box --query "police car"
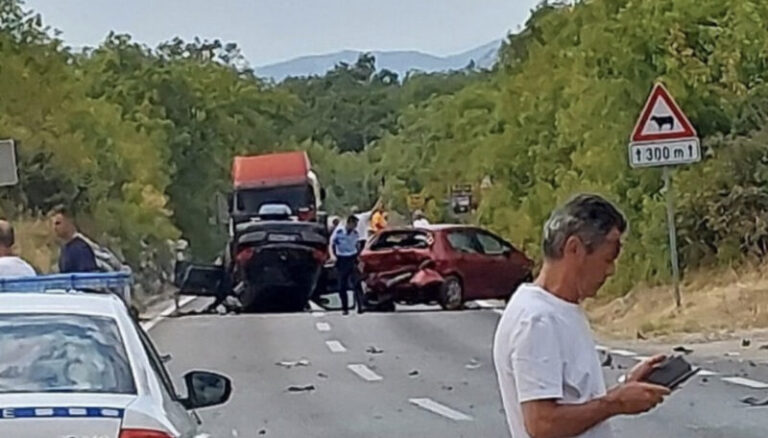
[0,273,231,438]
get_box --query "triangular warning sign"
[631,84,697,143]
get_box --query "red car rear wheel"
[439,275,463,310]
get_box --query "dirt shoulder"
[587,263,768,345]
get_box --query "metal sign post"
[662,167,681,308]
[629,84,700,308]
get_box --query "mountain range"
[255,39,502,81]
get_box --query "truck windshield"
[235,185,314,214]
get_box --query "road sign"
[0,139,18,187]
[628,83,702,308]
[450,184,473,214]
[628,84,700,169]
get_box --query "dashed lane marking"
[721,377,768,389]
[326,340,347,353]
[347,364,383,382]
[409,398,473,422]
[316,322,331,332]
[609,349,638,357]
[312,312,326,318]
[142,296,196,331]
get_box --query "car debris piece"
[725,352,741,357]
[741,395,768,407]
[442,385,454,391]
[408,370,420,377]
[366,346,384,354]
[287,385,316,393]
[465,358,482,370]
[258,429,267,435]
[317,372,328,379]
[759,344,768,350]
[673,346,693,355]
[276,359,311,369]
[601,352,613,367]
[636,330,647,340]
[742,338,752,348]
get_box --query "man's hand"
[627,354,666,382]
[605,382,670,415]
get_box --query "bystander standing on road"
[0,219,36,278]
[331,214,364,315]
[50,205,99,273]
[493,194,670,438]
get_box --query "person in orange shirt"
[370,201,388,234]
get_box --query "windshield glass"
[369,231,431,251]
[0,314,136,394]
[236,185,314,214]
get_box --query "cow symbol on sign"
[650,115,674,131]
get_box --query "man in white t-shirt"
[493,194,669,438]
[0,220,36,278]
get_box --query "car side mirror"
[181,371,232,410]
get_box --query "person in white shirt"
[412,210,430,228]
[0,220,36,278]
[493,194,669,438]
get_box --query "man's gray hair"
[0,220,14,248]
[542,194,627,259]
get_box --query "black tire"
[439,275,464,311]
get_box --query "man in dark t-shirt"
[51,206,98,273]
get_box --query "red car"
[358,225,534,310]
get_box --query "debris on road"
[258,429,267,435]
[673,346,693,355]
[759,344,768,350]
[442,385,454,391]
[636,330,647,340]
[465,358,482,370]
[725,352,741,357]
[287,384,316,393]
[317,372,328,379]
[741,395,768,407]
[601,352,613,367]
[366,346,384,354]
[742,338,752,348]
[408,370,420,377]
[276,359,311,369]
[749,360,757,367]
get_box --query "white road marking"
[609,349,638,357]
[721,377,768,389]
[312,311,326,318]
[142,296,196,331]
[347,364,383,382]
[409,398,473,421]
[326,340,347,353]
[698,369,718,376]
[475,299,503,308]
[316,322,331,332]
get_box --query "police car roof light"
[0,272,133,293]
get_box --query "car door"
[475,230,529,298]
[136,326,199,438]
[444,229,487,299]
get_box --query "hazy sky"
[24,0,540,66]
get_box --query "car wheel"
[439,276,463,311]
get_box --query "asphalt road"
[148,302,768,438]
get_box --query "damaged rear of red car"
[359,225,534,310]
